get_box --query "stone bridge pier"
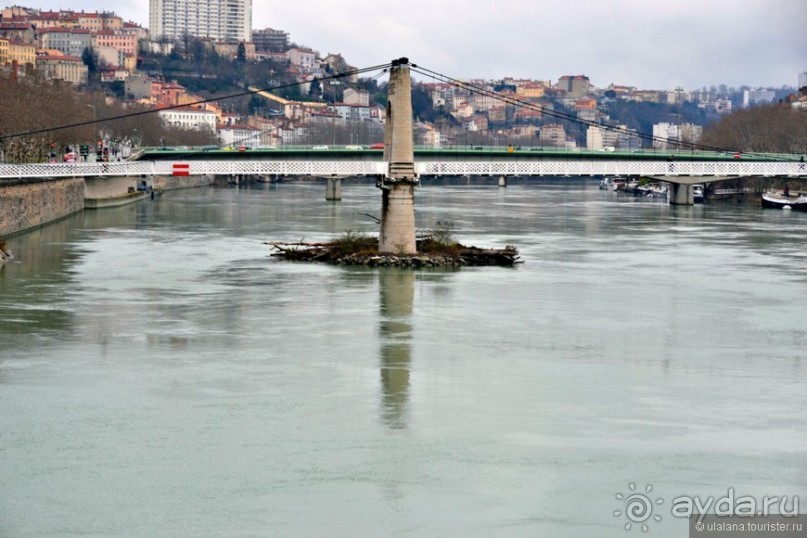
[378,58,418,255]
[670,182,695,205]
[652,175,734,206]
[325,176,342,201]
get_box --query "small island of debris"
[266,222,520,268]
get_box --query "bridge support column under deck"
[326,177,342,201]
[670,183,694,205]
[498,175,506,188]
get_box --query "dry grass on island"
[266,221,521,268]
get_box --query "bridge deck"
[0,160,804,181]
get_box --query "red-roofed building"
[556,75,590,98]
[92,30,137,56]
[38,27,92,58]
[6,39,36,68]
[538,124,567,147]
[36,51,88,85]
[154,80,189,106]
[516,82,546,98]
[77,12,124,32]
[575,97,597,111]
[0,22,36,44]
[514,107,542,121]
[28,10,80,30]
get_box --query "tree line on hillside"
[138,42,391,114]
[0,78,217,163]
[699,104,807,154]
[138,40,322,107]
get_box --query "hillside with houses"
[1,4,805,161]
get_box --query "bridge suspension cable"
[223,66,389,150]
[0,62,396,144]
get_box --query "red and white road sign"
[172,163,190,176]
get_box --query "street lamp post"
[86,105,97,162]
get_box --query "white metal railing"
[415,161,807,178]
[0,160,805,180]
[0,161,387,179]
[713,188,756,195]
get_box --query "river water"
[1,180,806,537]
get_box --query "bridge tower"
[378,58,417,255]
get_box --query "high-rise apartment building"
[742,89,776,108]
[555,75,590,98]
[149,0,252,43]
[252,28,288,52]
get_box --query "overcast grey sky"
[19,0,807,90]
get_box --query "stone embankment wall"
[1,175,211,237]
[153,175,212,191]
[0,178,84,237]
[83,176,140,200]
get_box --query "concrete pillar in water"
[498,175,506,188]
[670,182,694,205]
[378,58,417,255]
[326,176,342,201]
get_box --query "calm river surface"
[2,180,806,537]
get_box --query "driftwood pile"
[265,236,521,267]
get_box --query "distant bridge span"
[1,159,804,182]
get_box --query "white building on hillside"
[287,47,317,72]
[333,103,370,122]
[149,0,251,42]
[653,123,680,149]
[343,88,369,106]
[157,106,217,132]
[742,89,776,108]
[586,126,604,150]
[218,124,261,147]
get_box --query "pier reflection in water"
[378,270,415,429]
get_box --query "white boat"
[636,184,668,199]
[761,191,807,211]
[693,184,704,204]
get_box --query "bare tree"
[0,78,218,162]
[0,78,94,162]
[699,104,807,154]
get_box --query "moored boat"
[761,191,807,211]
[693,184,705,204]
[636,183,668,199]
[612,176,627,191]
